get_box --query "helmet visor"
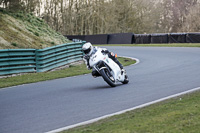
[83,47,91,54]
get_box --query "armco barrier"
[0,42,85,76]
[35,42,84,72]
[0,49,36,75]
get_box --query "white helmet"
[82,42,93,56]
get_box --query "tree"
[180,3,200,32]
[1,0,200,35]
[158,0,198,33]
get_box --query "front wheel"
[100,69,116,87]
[122,74,129,84]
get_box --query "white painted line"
[46,87,200,133]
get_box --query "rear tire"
[100,69,116,87]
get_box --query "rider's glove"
[83,55,90,60]
[101,50,109,54]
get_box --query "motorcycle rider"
[82,42,124,77]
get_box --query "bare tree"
[1,0,200,35]
[180,3,200,32]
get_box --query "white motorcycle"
[89,49,129,87]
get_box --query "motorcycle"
[89,48,129,87]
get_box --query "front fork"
[94,61,112,76]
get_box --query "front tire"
[122,74,129,84]
[100,69,116,87]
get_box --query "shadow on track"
[87,83,124,90]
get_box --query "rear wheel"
[100,69,116,87]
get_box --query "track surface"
[1,47,200,133]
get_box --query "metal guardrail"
[0,49,36,75]
[35,42,84,72]
[0,42,85,76]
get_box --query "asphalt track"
[1,47,200,133]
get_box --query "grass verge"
[96,43,200,47]
[0,9,69,49]
[0,57,136,88]
[62,90,200,133]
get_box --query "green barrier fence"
[0,41,85,76]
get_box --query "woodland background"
[0,0,200,35]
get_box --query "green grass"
[0,8,70,49]
[0,64,89,88]
[96,43,200,47]
[62,91,200,133]
[117,57,136,66]
[0,57,136,88]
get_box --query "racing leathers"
[83,46,123,77]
